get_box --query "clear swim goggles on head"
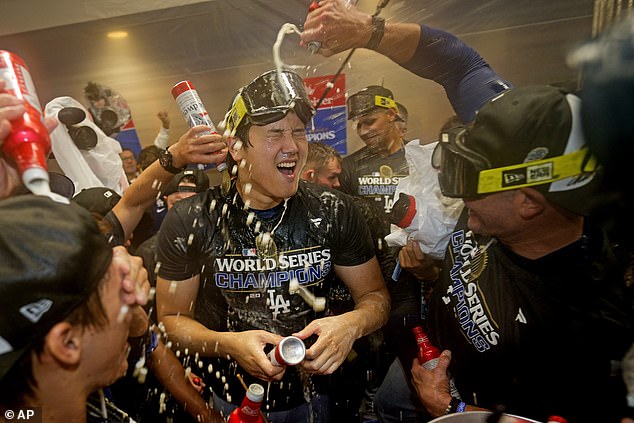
[225,70,315,134]
[431,127,598,198]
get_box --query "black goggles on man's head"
[347,92,399,120]
[225,70,315,134]
[432,127,491,198]
[432,127,600,198]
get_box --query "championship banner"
[304,74,348,156]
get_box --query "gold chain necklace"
[254,198,289,263]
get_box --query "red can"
[0,50,51,194]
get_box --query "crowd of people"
[1,1,633,422]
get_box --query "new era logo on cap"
[20,299,53,323]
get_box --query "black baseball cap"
[72,187,121,216]
[0,195,112,381]
[347,85,401,120]
[162,169,210,197]
[433,86,600,214]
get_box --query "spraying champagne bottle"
[171,80,230,194]
[0,50,51,196]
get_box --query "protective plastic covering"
[385,141,463,260]
[45,96,129,195]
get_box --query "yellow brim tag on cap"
[374,95,397,110]
[477,147,598,194]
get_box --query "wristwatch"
[158,148,185,174]
[365,15,386,50]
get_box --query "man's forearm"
[348,287,391,338]
[161,314,234,358]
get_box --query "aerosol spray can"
[0,50,51,196]
[171,80,230,193]
[228,383,264,423]
[412,326,461,399]
[268,336,306,366]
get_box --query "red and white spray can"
[268,336,306,366]
[0,50,51,195]
[228,383,264,423]
[412,326,461,399]
[171,80,229,190]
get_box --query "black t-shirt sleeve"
[156,202,202,281]
[331,192,376,266]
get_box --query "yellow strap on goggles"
[477,147,598,194]
[226,95,248,135]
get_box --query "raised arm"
[113,125,226,241]
[300,0,511,122]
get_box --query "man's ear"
[43,322,82,366]
[301,168,315,182]
[227,137,245,162]
[386,108,398,122]
[517,188,546,219]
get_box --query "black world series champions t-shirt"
[426,210,633,423]
[339,145,410,215]
[156,181,376,410]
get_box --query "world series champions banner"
[303,74,347,156]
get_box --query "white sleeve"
[153,127,170,149]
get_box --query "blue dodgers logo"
[214,247,332,291]
[444,230,500,352]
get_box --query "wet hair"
[305,142,342,174]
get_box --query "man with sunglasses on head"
[155,69,390,422]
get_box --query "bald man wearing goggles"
[155,69,390,421]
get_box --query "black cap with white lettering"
[0,195,112,382]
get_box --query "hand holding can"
[268,336,306,366]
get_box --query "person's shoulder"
[296,182,359,214]
[298,180,349,199]
[342,146,370,165]
[171,186,219,211]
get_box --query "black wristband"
[365,15,385,50]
